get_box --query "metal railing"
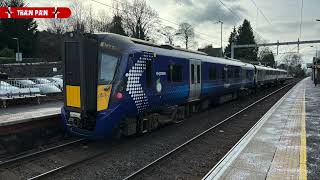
[0,77,63,107]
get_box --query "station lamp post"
[310,45,318,58]
[215,20,224,57]
[12,37,20,53]
[12,37,22,62]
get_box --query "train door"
[64,34,98,114]
[189,59,201,100]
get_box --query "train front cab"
[62,33,124,138]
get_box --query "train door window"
[197,65,200,83]
[209,65,216,80]
[191,64,195,84]
[235,68,240,79]
[168,64,183,83]
[228,68,233,80]
[146,60,152,87]
[168,65,172,82]
[242,69,246,80]
[221,67,226,80]
[246,70,251,80]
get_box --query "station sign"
[16,53,22,62]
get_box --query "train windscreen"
[99,53,119,84]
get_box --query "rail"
[0,138,85,167]
[25,81,296,180]
[122,81,296,180]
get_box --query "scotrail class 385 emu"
[61,33,287,139]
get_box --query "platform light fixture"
[310,45,318,58]
[12,37,19,53]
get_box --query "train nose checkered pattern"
[125,53,153,112]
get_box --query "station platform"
[0,101,63,156]
[0,101,62,127]
[203,77,319,180]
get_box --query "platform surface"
[203,77,319,180]
[0,101,62,126]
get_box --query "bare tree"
[290,53,302,67]
[69,1,100,33]
[177,22,195,49]
[121,0,159,40]
[45,18,71,34]
[87,5,94,33]
[158,26,177,45]
[42,1,72,34]
[93,10,110,32]
[282,53,302,67]
[281,53,303,75]
[69,0,88,32]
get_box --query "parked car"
[53,75,63,79]
[11,79,36,88]
[47,77,63,90]
[0,81,19,90]
[33,78,52,84]
[32,78,61,94]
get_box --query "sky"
[25,0,320,65]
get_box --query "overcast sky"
[26,0,320,64]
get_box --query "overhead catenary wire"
[91,0,222,47]
[249,0,272,25]
[92,0,268,48]
[215,0,265,42]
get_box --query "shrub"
[0,48,15,58]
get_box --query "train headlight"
[116,92,124,99]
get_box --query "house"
[198,45,223,57]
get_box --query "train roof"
[255,65,287,72]
[95,33,288,71]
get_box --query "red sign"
[0,7,71,19]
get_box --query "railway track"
[122,81,297,180]
[0,138,87,180]
[0,138,85,167]
[0,81,297,180]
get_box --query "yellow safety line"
[299,88,307,180]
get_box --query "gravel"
[0,80,298,180]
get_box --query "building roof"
[198,45,222,57]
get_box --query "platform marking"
[299,87,307,180]
[202,83,296,180]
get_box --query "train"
[61,33,288,139]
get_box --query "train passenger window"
[146,60,152,87]
[191,64,195,84]
[221,68,226,80]
[209,65,216,80]
[242,69,246,79]
[235,69,240,79]
[228,68,233,79]
[197,65,200,83]
[168,64,183,83]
